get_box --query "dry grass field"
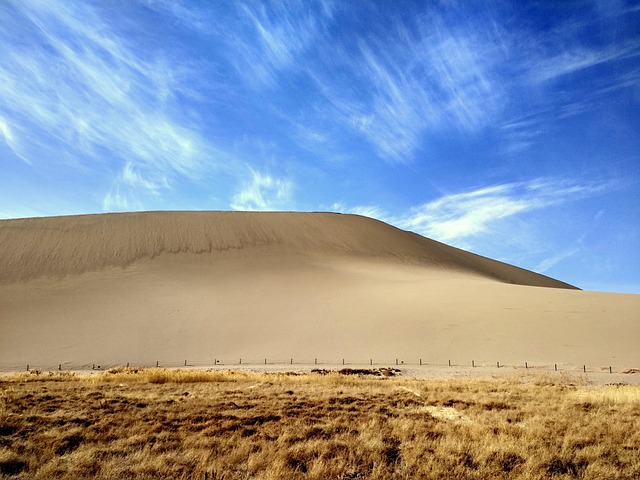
[1,369,639,479]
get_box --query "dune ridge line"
[0,210,575,288]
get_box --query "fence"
[1,357,626,375]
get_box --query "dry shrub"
[0,448,29,477]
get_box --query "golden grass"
[1,369,639,479]
[571,385,640,405]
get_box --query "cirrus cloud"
[231,170,294,211]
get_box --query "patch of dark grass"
[544,457,584,476]
[382,437,401,465]
[482,401,512,411]
[0,455,28,476]
[242,414,281,426]
[55,432,85,455]
[0,425,18,436]
[487,451,525,473]
[311,368,401,377]
[287,455,308,473]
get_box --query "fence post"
[609,366,612,374]
[583,365,586,373]
[525,362,528,369]
[26,364,29,371]
[472,360,475,368]
[127,362,129,368]
[156,361,159,368]
[395,359,398,366]
[315,358,317,365]
[92,364,95,370]
[496,361,499,368]
[290,358,293,365]
[239,358,242,365]
[184,360,187,366]
[59,364,62,371]
[342,358,345,365]
[370,359,373,366]
[419,359,422,366]
[448,359,451,367]
[264,358,267,365]
[554,363,557,371]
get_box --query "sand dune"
[0,211,575,287]
[1,211,638,372]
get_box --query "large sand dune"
[1,211,638,372]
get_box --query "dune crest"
[0,211,574,288]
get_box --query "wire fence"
[0,357,630,375]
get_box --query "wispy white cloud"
[498,112,550,153]
[0,208,46,220]
[230,170,294,211]
[222,2,333,88]
[397,179,611,244]
[0,117,13,145]
[345,42,436,162]
[330,202,388,222]
[535,248,581,273]
[498,11,640,153]
[136,1,637,169]
[102,162,154,212]
[329,178,612,253]
[0,1,217,196]
[102,190,137,213]
[306,8,507,163]
[142,0,212,33]
[399,185,530,243]
[0,115,29,164]
[418,24,501,131]
[530,41,640,84]
[121,162,168,194]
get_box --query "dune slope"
[1,211,638,371]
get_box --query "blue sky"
[1,1,639,293]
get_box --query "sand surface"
[1,211,638,374]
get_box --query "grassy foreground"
[1,368,639,479]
